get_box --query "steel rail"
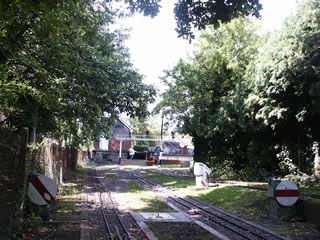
[168,196,273,240]
[188,196,287,240]
[89,173,114,240]
[98,191,114,240]
[90,169,132,240]
[105,175,133,240]
[130,171,287,240]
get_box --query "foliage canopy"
[0,0,156,146]
[156,0,320,179]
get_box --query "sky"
[118,0,299,91]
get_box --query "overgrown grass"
[125,181,176,212]
[142,173,195,190]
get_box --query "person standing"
[154,143,162,165]
[129,147,135,160]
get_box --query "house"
[93,118,133,163]
[109,118,133,151]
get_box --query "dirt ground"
[20,223,80,240]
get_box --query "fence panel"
[0,128,81,239]
[0,128,28,239]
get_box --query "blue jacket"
[154,145,162,156]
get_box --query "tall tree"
[248,0,320,173]
[0,0,155,146]
[155,17,260,167]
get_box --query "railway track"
[88,168,132,240]
[130,171,288,240]
[168,196,286,240]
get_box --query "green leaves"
[174,0,262,41]
[0,0,155,146]
[245,0,320,173]
[155,0,320,177]
[156,17,260,165]
[250,0,320,130]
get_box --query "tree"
[156,17,260,169]
[248,0,320,174]
[174,0,262,41]
[127,0,262,41]
[126,116,161,151]
[0,0,156,146]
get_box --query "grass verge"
[124,181,176,212]
[192,186,268,215]
[142,173,194,190]
[142,172,320,239]
[52,166,83,215]
[160,164,181,168]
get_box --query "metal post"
[161,115,163,140]
[119,140,123,160]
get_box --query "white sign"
[275,181,299,207]
[27,174,57,205]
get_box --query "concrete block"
[270,199,295,220]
